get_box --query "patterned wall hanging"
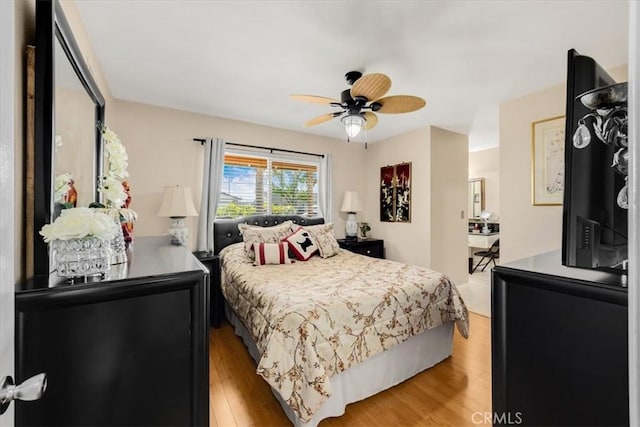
[380,162,412,223]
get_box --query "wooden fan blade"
[376,95,426,114]
[305,113,337,127]
[350,73,391,101]
[363,112,378,130]
[290,94,340,105]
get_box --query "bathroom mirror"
[32,0,105,277]
[468,178,485,219]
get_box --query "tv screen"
[562,49,628,273]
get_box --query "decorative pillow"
[303,223,341,259]
[283,227,319,261]
[253,242,292,266]
[238,220,295,259]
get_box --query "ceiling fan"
[291,71,426,141]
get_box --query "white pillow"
[238,220,295,259]
[253,242,292,266]
[304,223,340,258]
[283,227,319,261]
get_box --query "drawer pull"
[366,250,371,254]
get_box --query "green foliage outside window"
[215,203,257,218]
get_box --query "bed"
[213,215,469,426]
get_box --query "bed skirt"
[225,302,454,426]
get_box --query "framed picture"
[380,165,395,222]
[394,162,411,222]
[380,162,412,222]
[532,116,565,206]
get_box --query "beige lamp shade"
[340,191,362,213]
[158,185,198,217]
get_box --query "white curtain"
[318,153,333,222]
[196,138,225,252]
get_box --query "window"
[216,152,319,219]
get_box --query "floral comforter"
[219,243,469,422]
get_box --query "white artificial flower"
[101,126,121,144]
[90,211,120,239]
[118,208,138,223]
[105,140,129,178]
[54,172,73,203]
[99,176,128,208]
[39,207,118,242]
[96,125,135,220]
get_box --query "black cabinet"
[337,238,384,259]
[194,251,222,327]
[492,250,628,426]
[15,237,210,427]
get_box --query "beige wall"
[365,128,431,267]
[364,126,468,285]
[430,127,469,285]
[58,0,114,106]
[469,147,499,219]
[109,98,367,249]
[499,65,628,264]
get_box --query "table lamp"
[158,185,198,246]
[340,190,362,240]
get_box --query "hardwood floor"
[209,313,491,426]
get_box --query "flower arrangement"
[54,172,73,204]
[97,123,130,206]
[39,207,119,243]
[102,126,129,179]
[359,222,371,239]
[93,123,137,223]
[479,210,492,233]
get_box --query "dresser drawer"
[337,239,384,259]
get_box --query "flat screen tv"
[562,49,628,273]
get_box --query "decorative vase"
[53,236,111,280]
[110,223,128,265]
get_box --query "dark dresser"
[15,236,210,426]
[492,250,628,426]
[193,251,222,327]
[337,238,384,259]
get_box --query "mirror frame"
[33,0,105,277]
[468,177,485,219]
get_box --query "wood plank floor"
[209,313,491,426]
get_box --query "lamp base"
[345,212,358,239]
[168,217,188,246]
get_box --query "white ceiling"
[75,0,629,151]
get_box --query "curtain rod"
[193,138,324,158]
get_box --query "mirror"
[468,178,485,219]
[54,40,96,210]
[33,0,105,277]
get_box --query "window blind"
[216,153,319,219]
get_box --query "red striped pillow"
[253,242,292,266]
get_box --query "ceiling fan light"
[342,114,365,138]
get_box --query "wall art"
[532,116,565,205]
[380,162,412,222]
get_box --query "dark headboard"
[213,215,325,255]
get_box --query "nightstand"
[337,238,384,259]
[193,251,222,327]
